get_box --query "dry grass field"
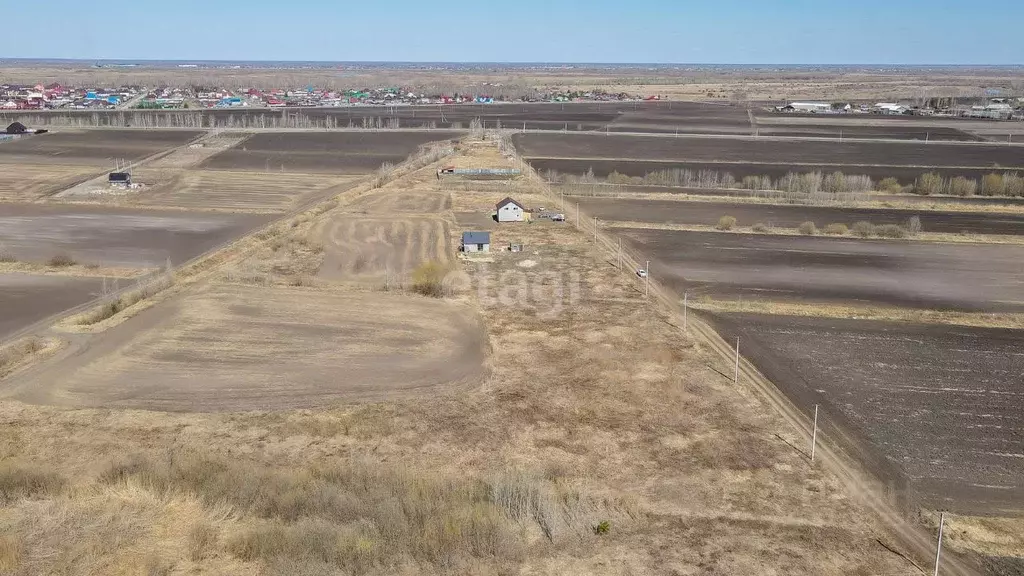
[0,164,102,201]
[135,170,361,212]
[0,135,1015,575]
[313,217,452,284]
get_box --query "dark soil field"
[533,158,1012,184]
[200,131,458,173]
[577,197,1024,235]
[619,228,1024,311]
[605,103,752,134]
[0,129,202,164]
[514,132,1024,168]
[0,273,108,340]
[0,204,271,268]
[754,124,982,142]
[706,312,1024,515]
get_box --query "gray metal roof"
[462,231,490,244]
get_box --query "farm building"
[461,231,490,253]
[108,172,131,187]
[785,102,832,113]
[496,197,526,222]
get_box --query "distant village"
[774,98,1024,120]
[0,82,650,111]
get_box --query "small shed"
[108,172,131,186]
[5,122,27,134]
[462,231,490,253]
[496,197,525,222]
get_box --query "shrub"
[751,222,768,233]
[948,176,977,197]
[878,177,902,193]
[981,173,1005,196]
[907,216,922,236]
[593,521,611,535]
[0,252,15,263]
[1004,173,1024,197]
[47,253,76,267]
[914,173,945,196]
[411,261,449,297]
[715,216,736,231]
[797,221,817,235]
[823,223,848,235]
[875,224,908,238]
[851,221,876,237]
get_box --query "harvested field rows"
[754,124,982,142]
[707,312,1024,515]
[136,170,360,212]
[576,197,1024,235]
[0,164,102,201]
[314,216,452,282]
[5,283,486,411]
[0,203,270,268]
[200,131,459,174]
[514,132,1024,168]
[620,228,1024,311]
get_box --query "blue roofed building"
[461,231,490,253]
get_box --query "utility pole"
[734,338,740,383]
[576,202,579,229]
[683,291,688,330]
[594,217,598,242]
[934,512,945,576]
[617,238,621,269]
[644,260,650,298]
[811,404,819,462]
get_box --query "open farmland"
[514,132,1024,168]
[577,197,1024,235]
[0,273,110,340]
[0,203,270,268]
[135,170,361,212]
[313,216,451,283]
[199,131,458,173]
[0,129,202,165]
[706,312,1024,515]
[5,284,486,411]
[619,228,1024,311]
[753,124,983,141]
[0,164,102,201]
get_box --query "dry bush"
[715,215,736,231]
[78,272,174,325]
[0,464,66,501]
[0,251,15,263]
[0,338,45,375]
[914,173,945,196]
[823,223,848,235]
[851,221,876,238]
[1005,173,1024,197]
[878,177,902,192]
[47,252,76,267]
[981,173,1005,196]
[797,221,817,235]
[411,261,450,298]
[875,224,908,238]
[907,216,922,236]
[751,222,768,233]
[948,176,977,197]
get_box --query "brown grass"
[77,272,174,325]
[46,253,76,268]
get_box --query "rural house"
[495,197,526,222]
[108,172,131,187]
[461,231,490,253]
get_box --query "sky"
[3,0,1023,64]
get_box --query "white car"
[636,269,648,278]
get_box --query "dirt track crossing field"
[707,312,1024,515]
[5,283,486,411]
[313,216,452,283]
[136,170,361,212]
